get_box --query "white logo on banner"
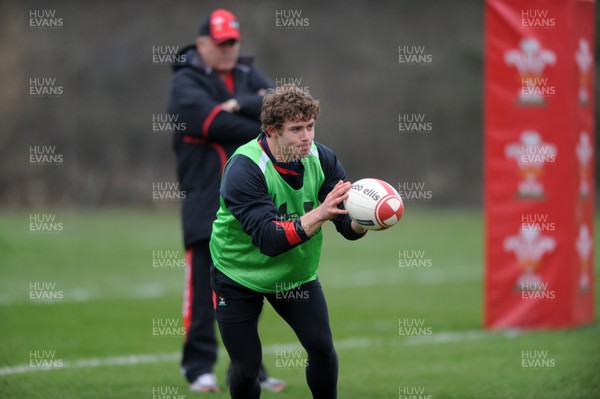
[575,131,593,198]
[504,38,556,104]
[575,39,593,105]
[505,130,557,198]
[575,224,592,292]
[504,228,555,291]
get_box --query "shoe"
[260,377,287,392]
[189,373,220,393]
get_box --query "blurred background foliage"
[0,0,598,207]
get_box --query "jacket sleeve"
[221,155,312,257]
[236,69,275,119]
[168,71,261,143]
[317,143,367,241]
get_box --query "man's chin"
[215,63,236,73]
[298,144,312,153]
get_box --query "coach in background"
[168,9,283,393]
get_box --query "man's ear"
[196,37,205,53]
[265,126,276,138]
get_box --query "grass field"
[0,208,599,399]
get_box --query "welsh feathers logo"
[504,228,555,291]
[575,131,593,199]
[211,16,226,32]
[504,38,556,105]
[575,224,592,292]
[575,38,593,105]
[505,130,557,198]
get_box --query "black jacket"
[168,45,273,246]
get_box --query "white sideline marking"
[0,265,481,305]
[0,332,515,377]
[0,337,376,377]
[404,329,520,345]
[0,353,180,376]
[323,266,480,289]
[0,283,171,306]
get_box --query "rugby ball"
[344,178,404,231]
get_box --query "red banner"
[484,0,595,329]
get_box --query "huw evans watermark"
[152,386,186,399]
[399,386,433,399]
[521,9,556,29]
[29,9,63,29]
[275,78,310,94]
[152,45,187,66]
[152,182,186,202]
[152,113,186,133]
[29,214,63,233]
[152,250,186,269]
[275,349,308,369]
[399,250,432,269]
[398,45,432,66]
[275,282,309,302]
[29,281,64,302]
[521,350,555,369]
[30,77,63,97]
[29,145,63,166]
[398,182,432,203]
[275,9,309,29]
[398,318,432,336]
[398,113,432,134]
[30,349,63,368]
[521,213,556,233]
[152,318,185,338]
[519,281,556,302]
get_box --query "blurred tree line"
[0,0,598,207]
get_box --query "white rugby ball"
[344,178,404,231]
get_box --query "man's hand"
[300,180,351,237]
[221,98,240,112]
[350,220,367,235]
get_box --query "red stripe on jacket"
[202,105,223,138]
[182,248,194,340]
[273,221,302,246]
[182,135,228,175]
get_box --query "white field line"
[0,337,375,377]
[324,266,480,288]
[0,267,480,305]
[0,282,172,306]
[0,331,515,377]
[403,329,520,346]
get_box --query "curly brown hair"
[260,84,320,136]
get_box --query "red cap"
[199,9,241,44]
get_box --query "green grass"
[0,208,598,398]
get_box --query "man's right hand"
[300,180,351,237]
[221,98,240,112]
